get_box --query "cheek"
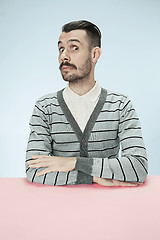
[73,54,84,65]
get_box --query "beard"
[60,56,92,82]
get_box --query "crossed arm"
[25,98,148,186]
[27,155,143,187]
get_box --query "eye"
[72,46,78,51]
[59,47,64,53]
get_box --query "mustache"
[59,62,77,70]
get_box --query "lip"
[61,66,73,70]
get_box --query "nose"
[60,49,71,63]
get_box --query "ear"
[91,47,102,64]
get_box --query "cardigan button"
[81,138,86,143]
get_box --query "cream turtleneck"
[63,81,101,132]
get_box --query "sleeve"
[25,100,93,186]
[25,100,54,185]
[74,97,148,183]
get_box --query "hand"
[93,176,143,187]
[27,155,77,176]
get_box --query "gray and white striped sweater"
[25,88,148,186]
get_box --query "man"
[25,20,148,187]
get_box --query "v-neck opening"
[57,87,107,142]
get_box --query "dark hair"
[62,20,101,51]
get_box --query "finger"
[112,180,138,186]
[29,161,50,168]
[119,182,138,186]
[28,159,41,166]
[28,158,50,165]
[28,160,38,165]
[130,181,143,185]
[32,155,49,159]
[116,183,138,187]
[36,168,51,176]
[99,179,139,187]
[28,163,39,168]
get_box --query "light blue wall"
[0,0,160,177]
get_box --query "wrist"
[69,157,77,169]
[93,176,98,183]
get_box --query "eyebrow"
[58,39,82,46]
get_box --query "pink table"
[0,176,160,240]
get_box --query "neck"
[68,74,96,96]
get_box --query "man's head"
[62,20,101,51]
[58,20,102,83]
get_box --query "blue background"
[0,0,160,177]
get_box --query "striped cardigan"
[25,88,148,186]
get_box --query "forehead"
[58,29,87,45]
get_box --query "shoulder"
[35,91,59,107]
[102,88,128,102]
[102,88,134,112]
